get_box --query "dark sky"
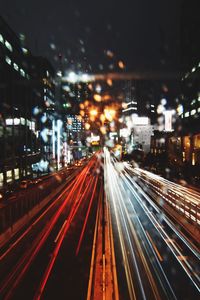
[1,0,181,73]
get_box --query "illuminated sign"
[164,110,173,132]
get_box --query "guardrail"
[0,169,78,234]
[138,175,200,227]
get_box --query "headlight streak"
[104,150,138,300]
[104,149,172,300]
[117,182,177,300]
[126,168,200,260]
[121,169,200,293]
[107,153,177,299]
[134,168,200,206]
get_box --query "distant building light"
[192,152,195,165]
[198,107,200,113]
[22,47,28,54]
[191,67,196,73]
[13,63,19,71]
[0,34,4,43]
[5,40,13,52]
[185,112,189,118]
[150,104,155,107]
[151,110,155,113]
[177,104,183,115]
[131,116,149,125]
[122,107,137,112]
[182,151,186,162]
[185,72,189,78]
[5,56,11,65]
[6,118,21,125]
[57,70,62,77]
[164,110,173,131]
[191,109,196,116]
[120,128,131,138]
[20,118,26,125]
[20,69,25,77]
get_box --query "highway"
[104,149,200,300]
[131,167,200,226]
[0,155,102,300]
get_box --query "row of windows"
[182,62,200,81]
[0,33,13,52]
[182,107,200,118]
[5,55,30,79]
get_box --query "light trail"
[76,176,99,256]
[120,167,200,293]
[104,149,165,299]
[0,177,76,261]
[104,150,200,299]
[0,159,97,299]
[126,167,200,258]
[34,165,100,300]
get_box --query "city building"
[170,0,200,167]
[0,16,55,187]
[122,80,157,123]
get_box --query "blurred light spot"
[118,60,125,69]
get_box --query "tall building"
[122,80,157,123]
[0,17,55,187]
[166,0,200,168]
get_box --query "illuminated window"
[22,47,28,54]
[198,107,200,113]
[0,34,4,43]
[13,63,19,71]
[20,69,25,77]
[0,173,3,187]
[5,56,11,65]
[192,153,195,165]
[191,109,196,116]
[6,170,13,183]
[191,67,196,73]
[182,152,186,162]
[5,40,13,52]
[184,112,189,118]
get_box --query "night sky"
[1,0,181,73]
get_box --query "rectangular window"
[5,56,12,65]
[0,34,4,43]
[13,63,19,71]
[20,68,25,77]
[5,40,13,52]
[184,112,189,118]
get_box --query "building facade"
[0,17,55,187]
